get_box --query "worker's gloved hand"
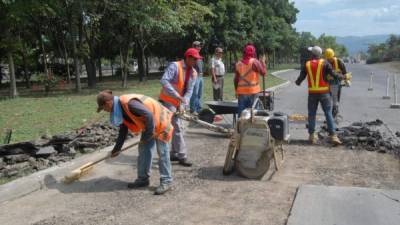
[295,80,301,86]
[345,73,352,80]
[110,149,121,158]
[179,96,187,105]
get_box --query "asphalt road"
[274,63,400,140]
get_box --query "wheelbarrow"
[198,91,274,127]
[198,101,238,126]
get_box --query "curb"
[266,69,295,92]
[0,138,139,204]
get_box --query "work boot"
[127,179,149,189]
[309,133,318,144]
[170,155,179,162]
[330,134,342,145]
[154,183,172,195]
[179,158,193,167]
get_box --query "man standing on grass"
[211,47,225,101]
[96,90,174,195]
[159,48,200,167]
[234,44,267,116]
[189,41,204,116]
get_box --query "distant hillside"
[336,35,391,56]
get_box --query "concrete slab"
[287,185,400,225]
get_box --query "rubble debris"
[0,122,129,182]
[319,119,400,155]
[35,146,57,157]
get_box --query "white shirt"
[211,57,225,76]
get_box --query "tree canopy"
[0,0,348,96]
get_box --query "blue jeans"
[190,76,203,113]
[238,94,257,117]
[308,93,336,135]
[137,138,172,185]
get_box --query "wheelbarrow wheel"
[198,108,215,124]
[223,134,238,175]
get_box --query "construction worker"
[159,48,200,167]
[295,46,349,145]
[234,44,266,116]
[96,90,174,195]
[324,48,348,120]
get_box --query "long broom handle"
[79,140,141,170]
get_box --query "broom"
[63,140,140,184]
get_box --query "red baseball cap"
[184,48,203,59]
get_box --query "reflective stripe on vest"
[332,57,342,74]
[235,59,261,95]
[159,61,184,107]
[120,94,174,142]
[306,59,330,94]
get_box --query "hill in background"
[336,35,391,56]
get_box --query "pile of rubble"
[319,119,400,155]
[0,123,127,180]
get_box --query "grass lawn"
[0,64,296,143]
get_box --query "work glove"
[344,73,352,80]
[110,148,121,158]
[295,80,301,86]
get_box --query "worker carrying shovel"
[159,48,200,167]
[96,90,174,195]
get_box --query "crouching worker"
[96,90,174,195]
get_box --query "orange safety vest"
[159,60,185,107]
[120,94,174,142]
[306,59,330,94]
[235,58,261,95]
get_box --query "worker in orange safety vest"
[96,90,174,195]
[234,44,267,116]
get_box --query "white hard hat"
[308,46,322,57]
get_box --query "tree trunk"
[272,50,276,69]
[63,40,71,84]
[85,57,96,88]
[111,59,114,77]
[145,54,149,78]
[120,47,128,88]
[21,44,31,89]
[66,2,81,92]
[39,30,48,76]
[72,37,81,92]
[136,41,146,82]
[8,53,18,98]
[98,57,102,82]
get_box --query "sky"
[291,0,400,37]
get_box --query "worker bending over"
[96,90,174,195]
